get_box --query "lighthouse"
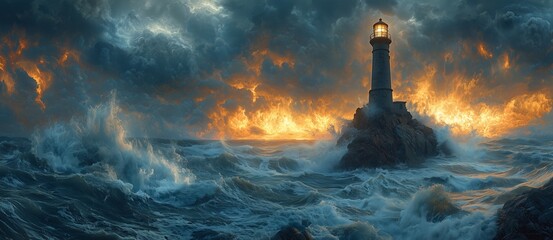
[338,19,437,170]
[369,19,404,113]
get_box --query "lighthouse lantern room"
[372,18,389,38]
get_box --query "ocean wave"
[31,95,194,196]
[2,120,553,239]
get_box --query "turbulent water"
[1,102,553,239]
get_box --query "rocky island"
[336,19,438,170]
[337,106,438,169]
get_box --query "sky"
[0,0,552,139]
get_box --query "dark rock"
[271,222,313,240]
[337,106,438,169]
[495,178,553,240]
[336,124,358,146]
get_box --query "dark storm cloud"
[394,0,553,80]
[0,0,551,137]
[364,0,398,14]
[0,0,104,38]
[219,0,370,101]
[60,0,378,137]
[90,32,195,86]
[96,0,364,94]
[0,0,109,136]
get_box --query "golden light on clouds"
[58,49,80,66]
[1,28,548,140]
[199,30,553,140]
[395,65,552,138]
[0,56,15,94]
[198,35,346,140]
[204,97,341,140]
[16,61,53,110]
[0,30,79,110]
[2,33,52,110]
[245,35,296,76]
[502,53,511,70]
[477,42,493,59]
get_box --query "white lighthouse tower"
[369,19,403,113]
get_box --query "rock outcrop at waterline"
[337,107,438,169]
[495,178,553,239]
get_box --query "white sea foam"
[31,94,194,195]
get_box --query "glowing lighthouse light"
[372,18,389,38]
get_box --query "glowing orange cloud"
[182,22,553,141]
[198,26,553,140]
[2,32,52,109]
[0,56,15,94]
[246,34,296,75]
[477,42,493,59]
[0,30,81,110]
[58,49,80,66]
[203,96,343,140]
[197,35,348,140]
[15,61,53,110]
[395,65,552,138]
[502,53,511,70]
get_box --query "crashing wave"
[31,94,194,195]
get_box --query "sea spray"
[31,95,194,195]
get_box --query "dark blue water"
[1,102,552,239]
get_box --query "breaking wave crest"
[31,96,194,195]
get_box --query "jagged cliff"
[337,106,438,169]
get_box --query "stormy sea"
[1,102,552,239]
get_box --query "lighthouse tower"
[368,19,394,113]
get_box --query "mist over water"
[1,100,552,239]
